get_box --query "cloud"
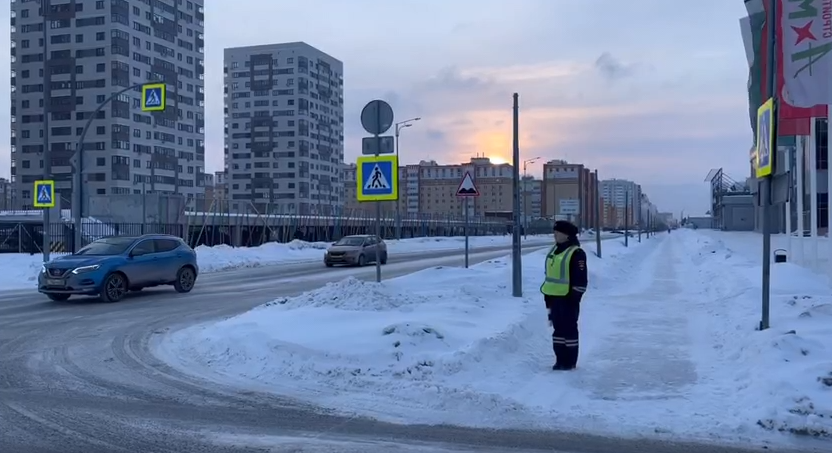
[594,52,637,81]
[424,129,446,142]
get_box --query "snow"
[155,230,832,449]
[0,234,551,290]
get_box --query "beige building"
[541,160,598,229]
[343,157,515,217]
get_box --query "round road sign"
[360,100,394,135]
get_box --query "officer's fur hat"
[553,220,579,237]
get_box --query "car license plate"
[46,278,64,286]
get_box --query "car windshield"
[75,237,135,255]
[334,237,366,246]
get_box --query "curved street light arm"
[72,82,154,252]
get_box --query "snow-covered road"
[0,234,555,290]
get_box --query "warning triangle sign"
[364,163,391,190]
[456,172,479,197]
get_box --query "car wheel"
[380,252,388,265]
[100,273,128,303]
[325,262,334,267]
[357,254,366,266]
[46,293,70,302]
[174,266,196,293]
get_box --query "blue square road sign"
[33,179,55,208]
[141,83,166,112]
[356,155,398,202]
[756,97,774,178]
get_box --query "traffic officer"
[540,220,588,370]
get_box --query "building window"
[816,118,828,170]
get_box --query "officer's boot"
[563,345,579,370]
[552,344,566,370]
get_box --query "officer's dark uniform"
[540,220,588,370]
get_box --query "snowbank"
[157,231,832,448]
[195,239,330,272]
[680,230,832,439]
[155,236,660,432]
[0,234,551,290]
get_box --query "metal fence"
[0,215,511,255]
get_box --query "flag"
[781,0,832,108]
[743,0,825,137]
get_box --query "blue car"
[38,234,199,302]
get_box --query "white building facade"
[223,42,344,215]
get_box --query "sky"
[0,0,755,216]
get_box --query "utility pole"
[41,0,52,261]
[594,169,601,258]
[511,94,522,297]
[637,194,642,242]
[72,82,151,251]
[624,190,629,247]
[394,117,420,240]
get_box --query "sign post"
[756,96,775,330]
[456,172,480,268]
[358,100,396,283]
[34,180,56,262]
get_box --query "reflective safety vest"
[540,245,578,296]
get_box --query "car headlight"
[71,264,100,274]
[41,264,46,274]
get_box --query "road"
[0,241,821,453]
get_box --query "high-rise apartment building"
[223,42,344,215]
[10,0,206,209]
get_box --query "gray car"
[324,234,388,267]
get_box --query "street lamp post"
[522,157,540,237]
[394,117,421,239]
[72,82,158,251]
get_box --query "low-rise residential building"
[344,157,515,218]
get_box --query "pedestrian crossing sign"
[33,180,55,208]
[356,155,398,202]
[141,83,166,112]
[755,97,774,178]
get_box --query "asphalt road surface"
[0,241,823,453]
